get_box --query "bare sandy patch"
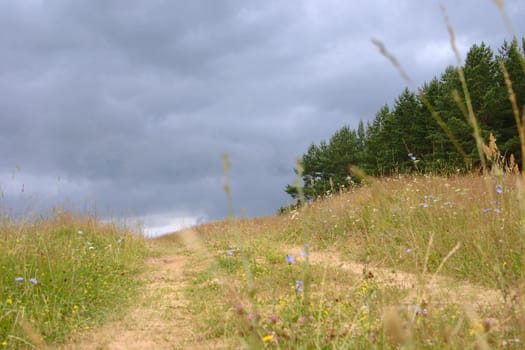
[287,246,504,309]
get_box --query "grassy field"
[152,173,524,349]
[0,211,148,349]
[1,174,524,349]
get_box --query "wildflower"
[361,279,369,294]
[6,298,12,305]
[413,305,427,316]
[270,314,279,323]
[286,255,295,264]
[234,304,245,315]
[422,203,429,208]
[30,278,38,284]
[496,184,503,194]
[262,334,274,342]
[15,277,24,282]
[499,239,504,244]
[117,237,123,244]
[2,340,7,347]
[494,208,501,214]
[300,250,307,257]
[406,248,413,254]
[295,280,303,292]
[483,208,491,213]
[411,156,417,161]
[444,201,452,206]
[78,230,83,235]
[247,313,259,321]
[226,250,233,256]
[408,152,413,157]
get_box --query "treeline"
[286,37,525,202]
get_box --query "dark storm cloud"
[0,1,523,233]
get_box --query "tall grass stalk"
[221,154,255,299]
[440,4,487,171]
[293,159,313,311]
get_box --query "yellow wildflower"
[262,335,274,342]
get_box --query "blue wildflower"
[483,208,491,213]
[226,250,233,256]
[286,255,295,264]
[15,277,24,282]
[300,250,307,257]
[413,305,427,316]
[295,280,303,292]
[406,248,413,254]
[30,278,38,285]
[422,203,429,208]
[496,184,503,194]
[494,208,501,214]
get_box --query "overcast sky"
[1,0,523,235]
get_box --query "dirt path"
[287,246,504,309]
[59,254,196,350]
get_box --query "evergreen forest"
[286,37,525,202]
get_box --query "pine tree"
[496,38,525,162]
[366,105,392,175]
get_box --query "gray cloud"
[0,1,523,232]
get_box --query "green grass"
[1,171,523,349]
[0,211,147,348]
[317,175,523,286]
[172,173,525,349]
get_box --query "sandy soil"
[287,246,504,309]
